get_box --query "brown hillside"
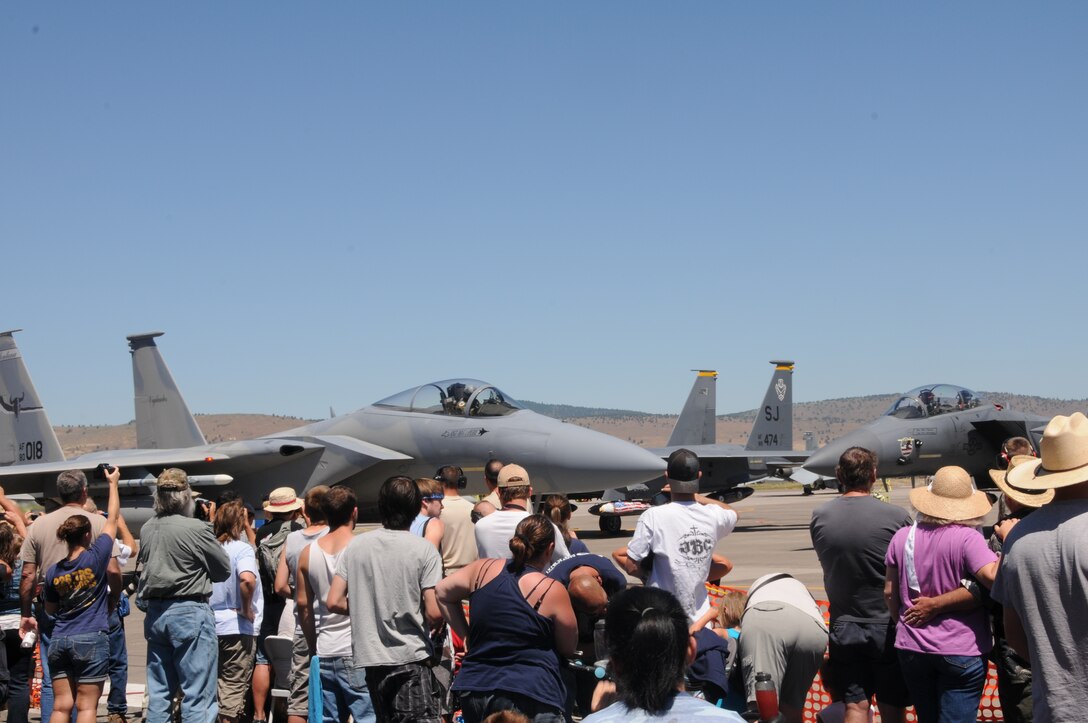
[56,414,316,457]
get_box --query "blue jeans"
[144,600,219,723]
[318,656,376,723]
[898,650,987,723]
[107,608,128,713]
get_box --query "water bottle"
[754,671,779,721]
[593,618,608,664]
[20,630,37,649]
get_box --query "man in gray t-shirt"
[810,447,912,723]
[991,413,1088,723]
[328,476,444,723]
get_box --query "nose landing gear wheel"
[599,515,622,534]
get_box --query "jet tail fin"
[128,332,206,449]
[0,330,65,465]
[666,370,717,447]
[745,360,794,452]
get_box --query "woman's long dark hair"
[604,586,690,714]
[508,514,554,573]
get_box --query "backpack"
[258,522,293,593]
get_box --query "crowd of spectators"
[1,415,1086,723]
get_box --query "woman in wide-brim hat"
[884,466,1000,723]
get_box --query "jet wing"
[270,434,413,487]
[648,445,809,463]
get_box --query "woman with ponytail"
[542,495,588,554]
[437,514,577,722]
[582,587,744,721]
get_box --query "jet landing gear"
[599,515,622,534]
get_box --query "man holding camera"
[137,468,231,723]
[19,466,124,722]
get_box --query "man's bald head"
[568,573,608,617]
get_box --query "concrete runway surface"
[19,483,921,722]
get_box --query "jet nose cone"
[804,430,882,476]
[543,425,666,492]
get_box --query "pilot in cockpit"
[918,388,938,416]
[443,382,477,414]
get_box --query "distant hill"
[51,392,1087,458]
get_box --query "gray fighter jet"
[0,332,666,532]
[803,384,1049,484]
[0,330,65,467]
[592,362,808,532]
[650,361,808,487]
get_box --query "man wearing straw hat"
[986,447,1053,723]
[992,413,1088,723]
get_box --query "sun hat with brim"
[909,465,993,521]
[988,455,1055,508]
[1006,413,1088,491]
[264,486,303,513]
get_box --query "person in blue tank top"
[437,514,577,723]
[42,464,121,723]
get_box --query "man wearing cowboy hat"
[991,413,1088,723]
[985,448,1052,723]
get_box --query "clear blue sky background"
[3,3,1086,426]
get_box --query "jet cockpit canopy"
[374,379,523,417]
[883,384,983,420]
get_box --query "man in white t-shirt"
[473,464,570,563]
[613,448,738,621]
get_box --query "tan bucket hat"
[1007,413,1088,491]
[909,465,993,521]
[263,486,303,513]
[988,455,1055,508]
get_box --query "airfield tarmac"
[21,483,921,722]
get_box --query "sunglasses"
[423,495,445,501]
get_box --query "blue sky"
[3,3,1086,425]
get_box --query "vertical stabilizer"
[0,330,64,465]
[667,370,717,447]
[745,360,794,451]
[128,332,206,449]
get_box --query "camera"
[92,463,116,480]
[194,497,212,521]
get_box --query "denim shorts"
[48,630,110,684]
